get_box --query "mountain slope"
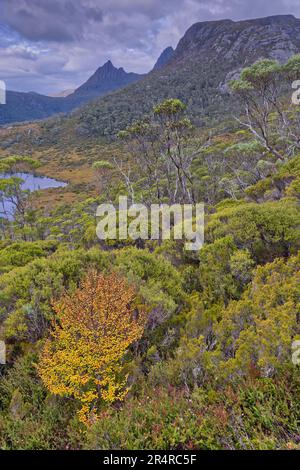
[69,15,300,136]
[0,91,68,126]
[50,89,75,98]
[152,46,175,70]
[71,60,142,99]
[0,61,143,126]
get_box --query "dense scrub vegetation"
[0,58,300,450]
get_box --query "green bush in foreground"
[85,368,300,450]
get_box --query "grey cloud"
[4,44,39,60]
[2,1,300,45]
[1,0,103,42]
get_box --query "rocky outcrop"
[152,47,175,70]
[72,60,143,98]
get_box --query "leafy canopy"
[37,270,147,425]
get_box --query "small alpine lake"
[0,172,67,219]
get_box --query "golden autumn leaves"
[37,270,146,425]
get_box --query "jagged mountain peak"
[0,58,144,125]
[99,60,122,72]
[72,60,142,97]
[85,60,130,80]
[174,14,300,64]
[100,59,114,69]
[153,46,175,70]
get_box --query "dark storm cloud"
[1,1,300,44]
[1,0,300,94]
[1,0,103,42]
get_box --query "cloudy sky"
[0,0,300,94]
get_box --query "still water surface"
[0,172,67,218]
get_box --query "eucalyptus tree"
[0,156,40,238]
[118,99,207,205]
[230,55,300,161]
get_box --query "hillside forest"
[0,56,300,450]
